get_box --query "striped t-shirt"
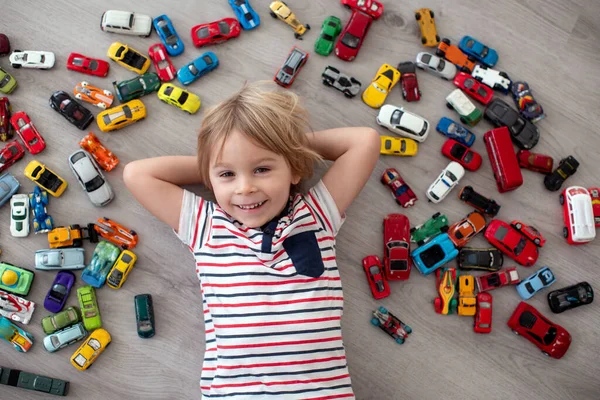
[176,180,355,399]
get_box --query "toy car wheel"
[461,66,471,73]
[12,63,21,68]
[71,224,81,230]
[435,49,445,58]
[75,93,82,99]
[559,194,564,205]
[512,330,519,335]
[417,240,424,246]
[445,103,453,110]
[467,56,476,62]
[563,227,568,238]
[395,337,405,344]
[430,11,435,18]
[130,230,137,235]
[421,37,427,45]
[99,103,107,109]
[542,351,550,357]
[370,317,380,327]
[322,79,332,87]
[432,212,441,219]
[514,223,522,230]
[460,117,468,125]
[415,13,421,20]
[269,11,277,18]
[534,238,541,246]
[435,35,440,42]
[499,72,509,79]
[409,227,416,234]
[441,38,450,45]
[404,325,412,334]
[305,24,310,30]
[441,225,449,233]
[343,91,353,99]
[103,90,112,96]
[294,33,301,39]
[81,82,88,87]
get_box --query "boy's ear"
[291,174,301,185]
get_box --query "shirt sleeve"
[306,180,346,236]
[174,189,213,250]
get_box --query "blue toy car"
[0,315,34,352]
[153,15,185,56]
[81,241,121,288]
[436,117,476,147]
[0,173,19,207]
[228,0,260,30]
[177,52,219,86]
[29,186,54,233]
[516,266,556,300]
[412,233,459,275]
[458,36,498,68]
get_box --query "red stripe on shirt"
[214,316,341,329]
[308,191,333,233]
[191,197,204,249]
[209,373,351,389]
[203,277,341,288]
[208,297,344,308]
[217,356,347,370]
[217,336,342,349]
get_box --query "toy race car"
[321,66,361,98]
[70,327,111,370]
[380,136,418,157]
[342,0,384,19]
[106,250,137,289]
[0,67,17,95]
[397,61,421,102]
[427,161,465,203]
[228,0,260,30]
[29,186,54,233]
[0,141,24,173]
[475,267,520,292]
[457,275,476,316]
[383,214,411,280]
[547,282,593,314]
[314,16,342,56]
[415,8,439,46]
[458,186,500,217]
[269,1,310,39]
[376,104,430,142]
[80,132,119,172]
[10,112,46,154]
[453,72,493,105]
[511,81,545,123]
[24,160,68,197]
[484,219,540,266]
[66,53,110,77]
[9,50,55,69]
[274,46,308,88]
[0,97,13,141]
[44,271,75,313]
[48,224,98,249]
[381,168,417,208]
[94,217,138,249]
[0,289,35,324]
[113,73,160,102]
[107,42,151,75]
[157,83,201,114]
[362,64,401,108]
[191,18,241,48]
[441,139,482,171]
[458,36,498,68]
[589,187,600,227]
[335,10,372,61]
[411,233,458,276]
[415,52,456,81]
[361,255,390,299]
[10,194,30,237]
[0,315,34,352]
[49,91,94,130]
[446,210,487,248]
[436,38,476,73]
[472,65,511,94]
[81,241,121,288]
[177,52,219,86]
[544,156,579,192]
[516,266,556,300]
[474,292,492,333]
[458,247,503,271]
[371,306,412,344]
[153,15,184,56]
[74,82,114,109]
[410,212,448,245]
[484,98,539,150]
[148,43,176,82]
[97,100,146,132]
[433,267,458,315]
[517,150,553,174]
[446,89,482,127]
[0,262,34,296]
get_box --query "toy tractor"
[47,224,98,249]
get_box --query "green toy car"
[314,16,342,56]
[81,241,121,288]
[410,212,449,245]
[113,72,161,102]
[0,366,69,396]
[0,262,34,296]
[77,286,102,331]
[42,306,81,335]
[0,67,17,94]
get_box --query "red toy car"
[0,140,24,173]
[453,72,493,105]
[484,219,539,266]
[397,61,421,102]
[0,97,13,141]
[507,301,571,359]
[474,292,492,333]
[511,220,545,247]
[383,214,411,280]
[79,132,119,172]
[381,168,417,208]
[475,267,520,292]
[441,139,482,171]
[148,43,176,82]
[66,53,109,77]
[191,18,241,47]
[94,217,138,250]
[10,111,46,154]
[362,255,390,299]
[0,34,10,56]
[589,187,600,227]
[517,150,553,174]
[341,0,384,20]
[335,10,373,61]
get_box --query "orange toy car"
[73,82,114,109]
[79,132,119,172]
[436,39,476,73]
[447,210,487,248]
[94,217,138,250]
[415,8,439,47]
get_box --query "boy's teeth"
[238,201,265,209]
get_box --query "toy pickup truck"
[47,224,98,249]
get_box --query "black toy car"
[511,81,545,123]
[0,366,69,396]
[458,247,503,271]
[458,185,500,216]
[321,66,361,98]
[484,98,539,150]
[547,282,593,313]
[49,91,93,130]
[544,156,579,191]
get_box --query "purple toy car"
[44,271,75,313]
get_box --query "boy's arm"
[123,156,202,231]
[306,127,380,215]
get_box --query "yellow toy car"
[24,160,68,197]
[70,328,111,371]
[97,99,146,132]
[415,8,439,47]
[269,1,310,39]
[106,250,137,289]
[157,83,201,114]
[380,135,418,156]
[458,275,477,316]
[362,64,400,109]
[107,42,151,74]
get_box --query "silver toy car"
[35,248,86,270]
[321,66,362,98]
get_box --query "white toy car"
[427,161,465,203]
[68,150,114,207]
[10,194,30,237]
[376,104,430,142]
[101,10,152,37]
[472,65,511,94]
[35,248,86,270]
[9,50,55,69]
[446,89,482,127]
[415,52,456,81]
[0,290,36,324]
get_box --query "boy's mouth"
[236,200,267,210]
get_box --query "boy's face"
[209,129,300,228]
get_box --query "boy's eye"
[219,171,234,178]
[255,167,270,174]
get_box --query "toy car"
[148,43,176,82]
[70,328,111,370]
[560,186,596,245]
[43,322,86,353]
[228,0,260,30]
[24,160,68,197]
[458,36,498,67]
[376,104,429,142]
[321,66,361,98]
[47,224,97,249]
[0,67,17,94]
[441,139,482,171]
[0,366,69,396]
[191,18,241,48]
[106,250,137,289]
[73,81,114,109]
[511,220,545,247]
[135,293,156,338]
[516,266,556,300]
[383,214,411,280]
[79,132,119,172]
[0,97,13,141]
[101,10,152,36]
[507,302,571,359]
[397,61,421,102]
[269,1,310,39]
[94,217,139,249]
[474,292,492,333]
[446,89,482,127]
[0,289,35,324]
[0,34,9,55]
[476,267,520,292]
[274,46,309,88]
[427,161,465,203]
[380,136,418,156]
[66,53,109,77]
[544,156,579,192]
[107,42,151,74]
[97,99,146,132]
[484,220,539,266]
[9,50,55,69]
[484,98,540,150]
[415,8,439,46]
[433,267,458,315]
[0,141,24,174]
[517,150,553,174]
[415,52,456,81]
[153,14,184,56]
[370,306,411,344]
[29,186,53,233]
[453,72,493,105]
[447,211,486,248]
[411,233,458,276]
[113,73,160,103]
[49,91,94,130]
[81,241,121,288]
[10,111,46,154]
[335,10,372,61]
[362,63,400,108]
[361,255,390,299]
[436,117,475,147]
[0,173,19,207]
[315,16,342,56]
[589,187,600,227]
[380,168,417,208]
[342,0,384,19]
[436,38,476,73]
[177,52,219,86]
[458,247,503,271]
[511,81,545,123]
[157,83,201,114]
[44,271,75,313]
[472,65,511,94]
[410,212,448,245]
[0,315,33,352]
[548,282,593,314]
[35,248,85,270]
[0,262,34,297]
[458,275,477,317]
[42,306,80,334]
[77,285,102,331]
[458,186,500,217]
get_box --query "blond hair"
[197,81,322,192]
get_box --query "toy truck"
[47,224,98,249]
[457,275,477,316]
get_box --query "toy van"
[134,294,155,338]
[560,186,596,245]
[101,10,152,36]
[483,127,523,192]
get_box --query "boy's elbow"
[364,128,380,157]
[123,161,140,190]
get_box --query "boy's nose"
[235,176,257,195]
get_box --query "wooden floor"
[2,0,600,399]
